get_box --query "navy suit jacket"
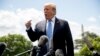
[26,17,74,56]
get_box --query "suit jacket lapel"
[53,18,60,37]
[42,20,46,35]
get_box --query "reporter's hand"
[25,20,32,29]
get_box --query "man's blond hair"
[44,2,56,14]
[44,2,56,10]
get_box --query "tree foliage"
[79,32,100,56]
[0,34,33,56]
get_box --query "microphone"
[38,35,48,47]
[36,35,48,56]
[55,49,64,56]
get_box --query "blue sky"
[0,0,100,41]
[0,0,100,21]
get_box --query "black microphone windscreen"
[38,35,48,47]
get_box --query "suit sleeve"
[26,24,40,42]
[65,21,74,56]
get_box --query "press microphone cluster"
[14,35,48,56]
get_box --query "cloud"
[0,10,19,35]
[84,25,100,35]
[88,16,97,22]
[68,20,82,40]
[16,8,44,30]
[65,19,100,41]
[0,8,44,41]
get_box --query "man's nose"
[44,10,47,13]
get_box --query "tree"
[84,31,98,38]
[79,44,93,56]
[79,32,100,56]
[0,34,33,56]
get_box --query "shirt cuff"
[26,27,31,30]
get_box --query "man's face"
[44,6,55,20]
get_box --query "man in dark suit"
[25,3,74,56]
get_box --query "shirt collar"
[52,16,55,23]
[47,16,55,23]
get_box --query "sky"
[0,0,100,50]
